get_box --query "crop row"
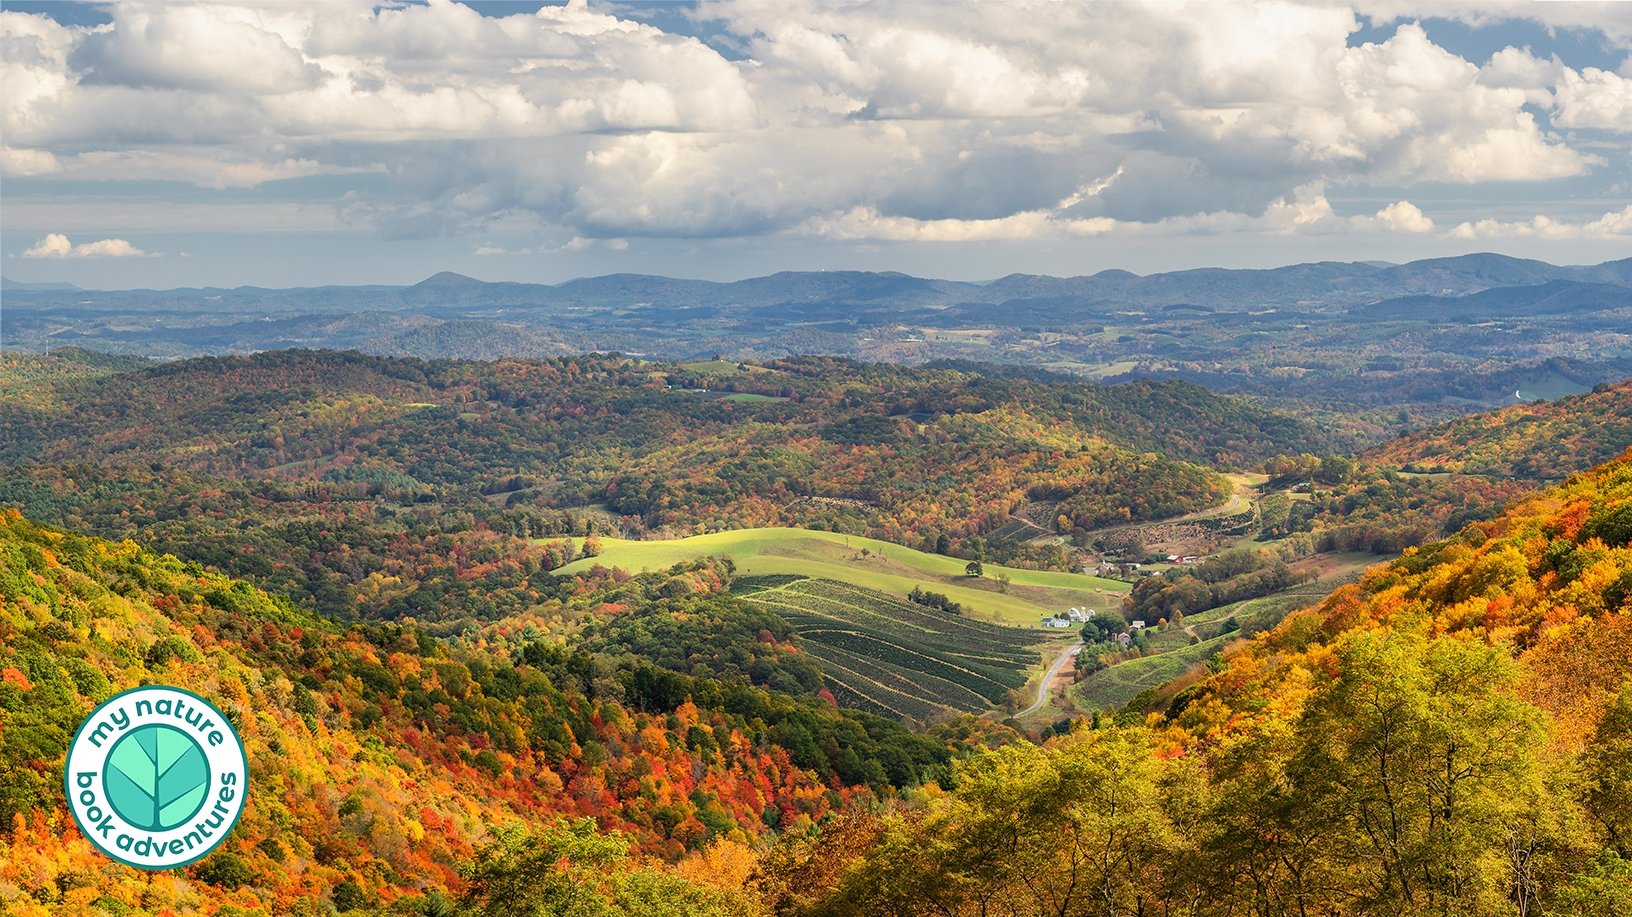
[760,579,1038,650]
[799,643,951,720]
[797,627,1017,704]
[802,580,1041,646]
[738,576,1042,720]
[783,616,1030,689]
[728,573,809,595]
[758,598,1035,684]
[759,588,1036,670]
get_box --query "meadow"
[1071,552,1379,711]
[554,526,1130,626]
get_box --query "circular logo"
[65,686,248,870]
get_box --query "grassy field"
[1073,636,1222,711]
[553,526,1128,626]
[718,392,788,403]
[736,575,1049,721]
[1071,551,1380,711]
[680,359,775,375]
[1040,360,1137,379]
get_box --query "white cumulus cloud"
[22,233,149,258]
[1362,200,1436,234]
[0,1,1626,249]
[1448,204,1632,239]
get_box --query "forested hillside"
[1365,379,1632,479]
[0,510,976,915]
[766,449,1632,916]
[6,367,1632,915]
[9,447,1630,914]
[1246,380,1632,557]
[0,349,1346,624]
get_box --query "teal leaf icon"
[104,724,211,831]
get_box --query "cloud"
[1356,2,1632,48]
[0,1,1626,249]
[1479,46,1632,130]
[474,237,629,255]
[1448,204,1632,239]
[1551,66,1632,130]
[22,233,149,258]
[69,3,323,95]
[1,146,59,175]
[1362,200,1436,233]
[800,186,1446,242]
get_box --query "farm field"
[718,392,788,402]
[735,575,1052,721]
[1071,551,1381,711]
[555,526,1129,625]
[1040,359,1138,379]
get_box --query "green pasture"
[552,526,1128,627]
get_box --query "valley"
[6,2,1632,913]
[4,267,1632,917]
[5,349,1628,745]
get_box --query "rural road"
[1018,641,1082,718]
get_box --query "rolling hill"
[767,447,1632,915]
[1,349,1334,627]
[0,508,962,913]
[1356,279,1632,321]
[8,255,1631,410]
[1364,378,1632,479]
[556,527,1128,626]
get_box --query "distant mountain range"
[0,277,81,292]
[5,253,1630,409]
[9,252,1629,313]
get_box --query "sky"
[1,0,1630,290]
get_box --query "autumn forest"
[0,339,1626,917]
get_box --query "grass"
[1071,552,1380,711]
[552,526,1128,627]
[680,359,766,374]
[719,392,788,403]
[1041,360,1137,379]
[737,576,1046,721]
[1074,638,1219,711]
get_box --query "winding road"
[1018,641,1082,718]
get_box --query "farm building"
[1066,607,1095,622]
[1042,616,1072,628]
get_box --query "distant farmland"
[554,526,1128,626]
[735,575,1048,721]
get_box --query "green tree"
[1581,684,1632,857]
[819,729,1190,916]
[460,820,629,917]
[458,820,740,917]
[1286,632,1551,915]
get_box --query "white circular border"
[65,685,249,870]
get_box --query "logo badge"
[65,685,248,870]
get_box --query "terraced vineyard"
[736,575,1045,721]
